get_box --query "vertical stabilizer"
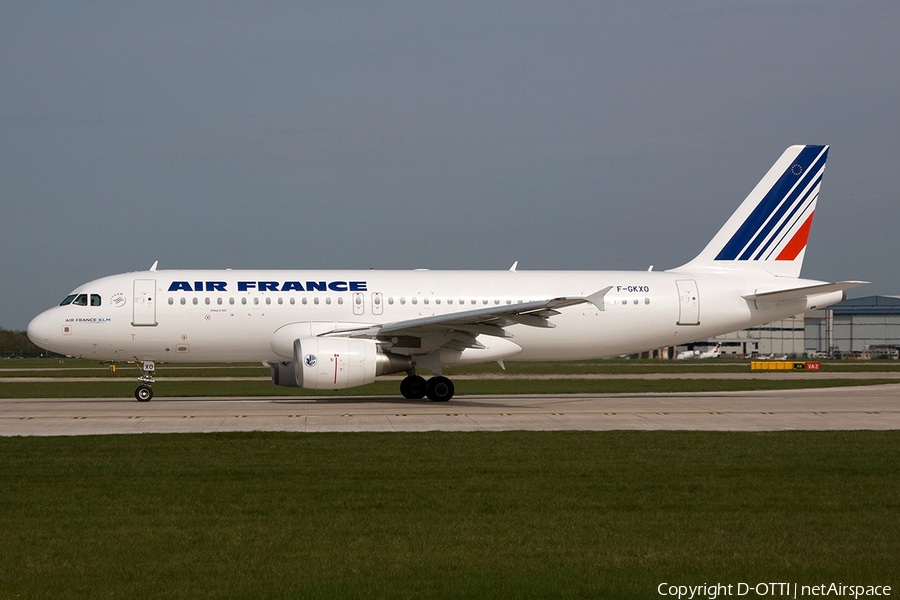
[670,145,828,278]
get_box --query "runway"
[2,383,899,436]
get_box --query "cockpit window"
[60,294,77,306]
[72,294,88,306]
[91,294,101,306]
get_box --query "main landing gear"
[400,374,455,402]
[135,360,155,402]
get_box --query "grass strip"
[1,431,898,599]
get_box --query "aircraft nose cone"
[27,312,51,347]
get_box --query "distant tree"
[0,328,46,357]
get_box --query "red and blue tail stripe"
[715,145,827,262]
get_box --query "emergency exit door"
[133,279,157,326]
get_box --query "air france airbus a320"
[28,145,865,402]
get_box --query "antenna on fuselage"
[149,261,158,272]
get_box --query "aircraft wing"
[742,281,868,303]
[323,287,612,353]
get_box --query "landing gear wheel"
[426,376,454,402]
[135,385,153,402]
[400,375,428,400]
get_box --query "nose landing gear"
[135,360,155,402]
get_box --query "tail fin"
[671,145,829,278]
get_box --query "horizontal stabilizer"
[743,281,868,303]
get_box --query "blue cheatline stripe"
[715,145,827,261]
[755,174,821,260]
[738,149,827,260]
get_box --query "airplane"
[676,342,721,360]
[27,145,866,402]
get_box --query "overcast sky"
[2,1,898,330]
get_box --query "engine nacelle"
[270,361,300,387]
[270,338,412,390]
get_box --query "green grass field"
[1,431,898,599]
[3,357,900,398]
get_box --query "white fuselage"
[27,268,840,364]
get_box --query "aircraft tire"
[400,375,427,400]
[426,376,454,402]
[135,385,153,402]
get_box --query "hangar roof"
[830,295,900,315]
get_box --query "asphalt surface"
[2,383,899,436]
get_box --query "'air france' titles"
[168,281,368,293]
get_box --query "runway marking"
[184,416,193,419]
[235,415,246,418]
[74,416,86,420]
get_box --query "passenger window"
[205,298,211,305]
[337,297,343,305]
[168,298,174,305]
[180,298,187,305]
[326,298,332,305]
[60,294,77,306]
[242,298,247,305]
[400,298,406,305]
[314,298,319,305]
[218,298,224,305]
[290,298,295,305]
[193,298,199,305]
[229,298,235,305]
[90,294,101,306]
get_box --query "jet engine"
[269,337,412,390]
